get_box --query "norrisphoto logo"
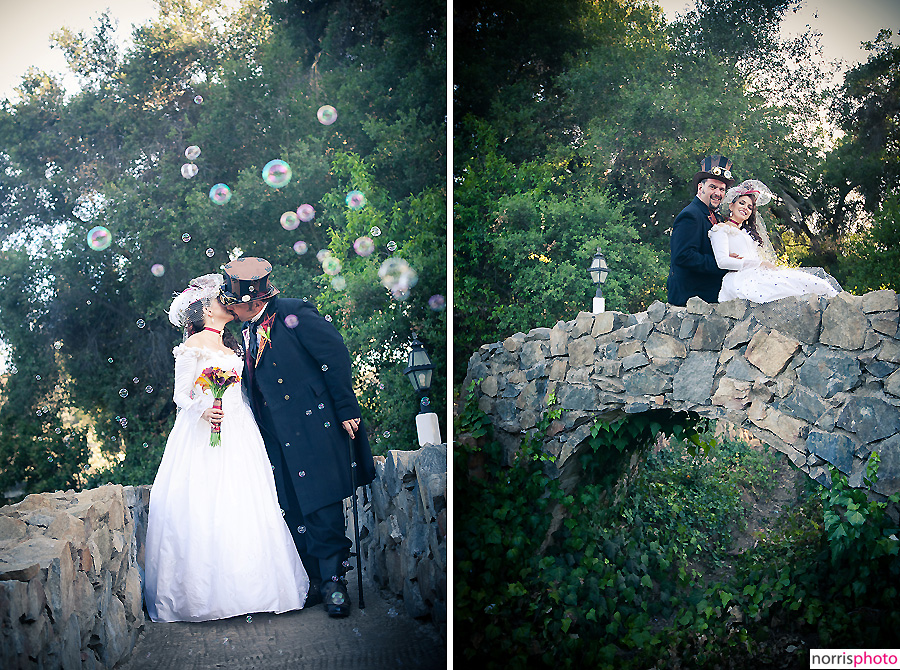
[810,650,900,669]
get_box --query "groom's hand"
[342,418,360,439]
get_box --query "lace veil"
[167,274,225,330]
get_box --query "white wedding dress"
[709,223,839,304]
[144,344,309,622]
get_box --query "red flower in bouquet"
[195,367,241,446]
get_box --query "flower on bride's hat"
[723,179,775,208]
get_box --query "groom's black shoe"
[322,577,351,618]
[304,579,323,607]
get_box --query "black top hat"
[693,155,735,189]
[220,257,280,305]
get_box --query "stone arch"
[464,291,900,497]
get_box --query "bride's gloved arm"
[172,348,211,422]
[709,227,761,271]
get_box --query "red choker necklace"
[204,327,221,334]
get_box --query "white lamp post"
[403,337,441,446]
[589,247,610,313]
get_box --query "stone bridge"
[464,291,900,496]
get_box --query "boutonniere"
[255,313,276,367]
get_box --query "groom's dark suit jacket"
[667,196,728,306]
[242,297,376,515]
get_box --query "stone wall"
[465,291,900,496]
[0,484,150,670]
[349,443,447,636]
[0,445,447,667]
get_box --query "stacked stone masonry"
[1,445,446,668]
[465,291,900,496]
[351,443,447,636]
[0,484,150,670]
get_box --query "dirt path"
[116,580,447,670]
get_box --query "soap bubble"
[322,257,342,276]
[119,417,128,428]
[86,300,92,305]
[246,616,252,623]
[132,377,140,384]
[151,264,165,277]
[378,257,418,298]
[181,163,198,179]
[292,240,309,255]
[280,211,300,230]
[370,226,382,237]
[387,240,397,252]
[205,248,215,257]
[422,396,431,407]
[185,145,201,160]
[331,276,347,290]
[383,431,390,438]
[181,233,191,243]
[53,341,62,350]
[353,236,375,257]
[145,385,153,394]
[87,226,112,251]
[136,319,146,328]
[316,249,332,263]
[209,183,232,205]
[428,294,446,311]
[193,95,203,104]
[48,456,54,463]
[119,389,128,398]
[345,190,366,210]
[108,358,114,363]
[35,375,42,381]
[142,442,149,448]
[297,204,315,222]
[284,314,299,328]
[317,105,338,125]
[262,159,292,188]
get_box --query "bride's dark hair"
[734,193,764,247]
[184,299,243,356]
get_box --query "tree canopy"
[0,0,446,497]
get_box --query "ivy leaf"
[846,510,866,527]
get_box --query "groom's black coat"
[241,297,376,515]
[667,196,728,306]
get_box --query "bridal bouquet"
[195,367,241,446]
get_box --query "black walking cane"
[349,434,365,609]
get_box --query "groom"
[667,155,736,306]
[219,257,376,618]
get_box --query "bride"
[708,179,840,304]
[144,274,309,622]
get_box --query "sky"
[656,0,900,68]
[0,0,158,100]
[1,0,898,100]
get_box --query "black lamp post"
[589,247,610,313]
[403,336,435,413]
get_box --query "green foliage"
[0,0,446,497]
[456,391,900,666]
[837,194,900,294]
[631,431,779,565]
[455,388,715,667]
[453,119,666,382]
[673,454,900,666]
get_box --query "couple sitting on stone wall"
[667,155,840,307]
